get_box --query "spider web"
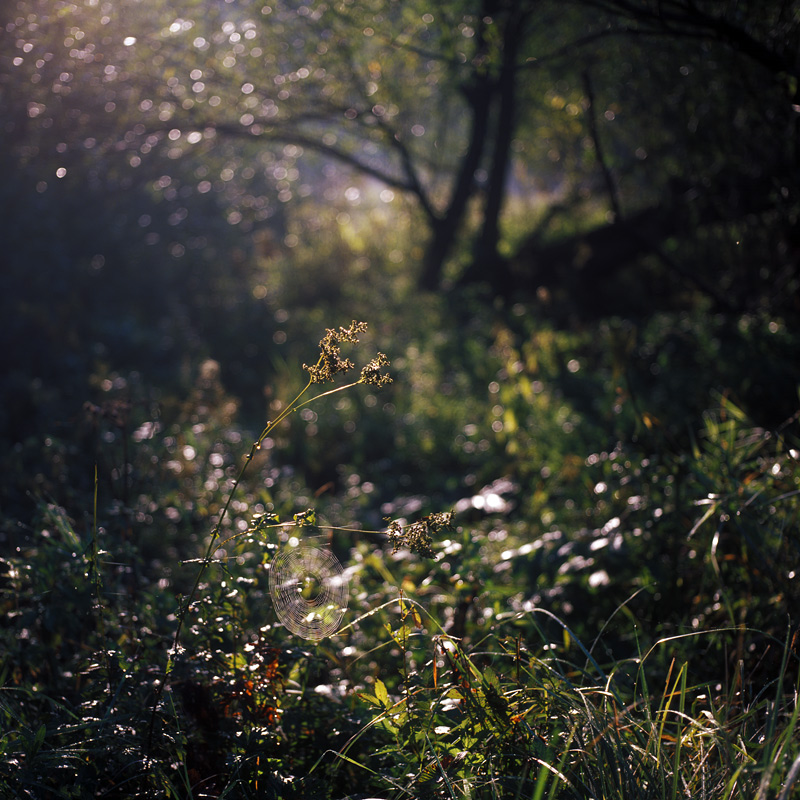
[268,545,348,641]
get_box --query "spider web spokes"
[269,545,348,641]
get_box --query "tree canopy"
[4,0,797,310]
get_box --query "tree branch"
[582,68,622,221]
[204,120,426,200]
[574,0,796,80]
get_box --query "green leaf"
[358,693,383,708]
[374,678,389,708]
[293,508,317,527]
[249,511,280,532]
[482,667,499,689]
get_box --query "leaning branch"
[206,120,421,198]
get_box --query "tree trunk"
[418,77,494,291]
[473,8,525,278]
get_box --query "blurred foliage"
[2,0,800,797]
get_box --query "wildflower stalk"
[146,321,391,752]
[168,381,311,662]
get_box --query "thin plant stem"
[145,323,391,752]
[169,380,313,659]
[146,377,313,752]
[145,358,384,751]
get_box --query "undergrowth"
[1,319,799,799]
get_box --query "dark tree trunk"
[473,8,526,274]
[582,68,622,221]
[418,77,494,291]
[417,0,511,292]
[425,2,532,296]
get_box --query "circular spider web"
[269,546,348,641]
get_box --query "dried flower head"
[386,511,454,558]
[303,320,369,384]
[360,352,392,387]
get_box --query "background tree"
[523,0,800,316]
[118,0,546,289]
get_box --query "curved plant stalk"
[146,321,392,752]
[145,379,312,751]
[168,380,312,666]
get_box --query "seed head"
[303,320,369,384]
[360,352,392,387]
[386,512,454,558]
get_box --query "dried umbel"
[360,352,392,387]
[386,512,455,558]
[302,320,391,387]
[303,320,367,384]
